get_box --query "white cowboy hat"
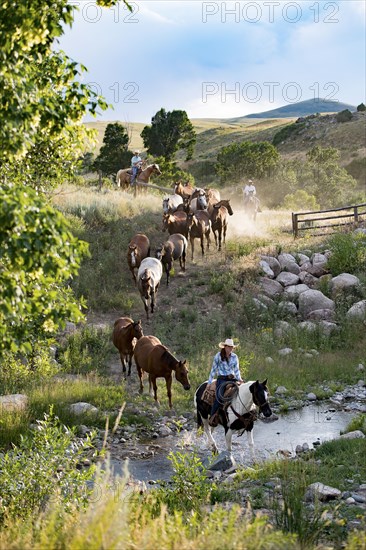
[219,338,238,349]
[134,150,140,154]
[248,179,253,183]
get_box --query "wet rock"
[307,393,317,401]
[275,386,287,395]
[203,451,235,471]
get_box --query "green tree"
[215,141,279,184]
[93,122,131,176]
[141,108,196,161]
[306,146,357,208]
[357,103,366,112]
[0,0,129,355]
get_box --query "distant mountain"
[240,99,357,119]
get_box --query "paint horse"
[195,379,272,456]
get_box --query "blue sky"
[60,1,366,123]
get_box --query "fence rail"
[292,203,366,237]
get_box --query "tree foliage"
[357,103,366,112]
[93,122,131,176]
[0,0,128,355]
[215,141,279,183]
[141,108,196,161]
[0,184,88,354]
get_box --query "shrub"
[153,451,213,514]
[0,409,96,522]
[356,103,366,112]
[336,109,353,123]
[57,325,113,374]
[283,190,319,211]
[326,232,366,275]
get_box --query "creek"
[109,403,357,483]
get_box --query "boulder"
[260,255,281,277]
[305,482,341,502]
[276,272,300,287]
[70,402,99,415]
[283,283,309,302]
[0,394,28,412]
[330,273,361,297]
[346,300,366,321]
[259,277,284,299]
[298,290,335,319]
[259,260,274,278]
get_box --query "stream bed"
[109,404,358,483]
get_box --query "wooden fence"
[292,203,366,238]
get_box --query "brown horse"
[133,335,190,409]
[155,233,188,285]
[187,210,211,260]
[112,317,143,377]
[116,163,162,191]
[205,188,221,207]
[174,181,196,200]
[127,233,150,284]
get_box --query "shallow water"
[109,404,357,483]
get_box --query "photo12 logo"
[69,1,139,24]
[202,81,340,104]
[87,81,140,104]
[202,2,340,24]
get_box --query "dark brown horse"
[155,233,188,285]
[187,210,211,260]
[112,317,143,377]
[133,335,190,409]
[127,233,150,284]
[208,199,234,251]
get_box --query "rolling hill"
[241,98,357,119]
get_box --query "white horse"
[162,193,184,214]
[194,379,272,456]
[137,257,163,320]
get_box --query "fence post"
[292,212,298,238]
[354,206,359,224]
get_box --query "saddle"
[202,380,238,409]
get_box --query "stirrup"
[209,412,220,427]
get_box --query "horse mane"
[161,348,178,369]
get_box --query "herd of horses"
[112,179,271,455]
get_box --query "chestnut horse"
[116,163,162,191]
[134,335,190,409]
[112,317,143,377]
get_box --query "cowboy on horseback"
[130,150,143,186]
[208,338,243,427]
[243,179,261,212]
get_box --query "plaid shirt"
[208,351,241,384]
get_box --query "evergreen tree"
[141,108,196,161]
[93,122,131,176]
